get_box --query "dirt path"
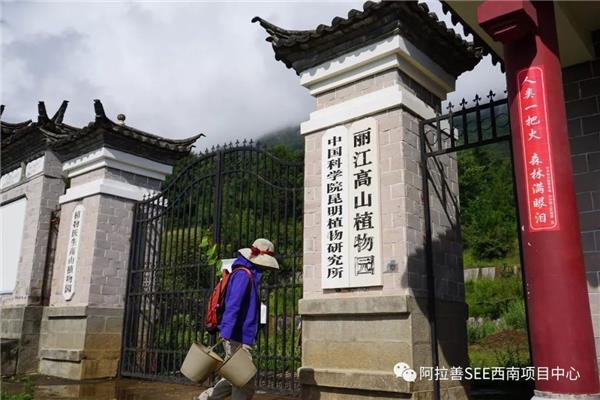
[1,375,298,400]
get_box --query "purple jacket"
[218,255,262,345]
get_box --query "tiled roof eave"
[440,1,504,70]
[253,0,482,77]
[2,100,203,167]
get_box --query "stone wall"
[0,151,64,307]
[0,150,64,374]
[70,167,162,191]
[303,106,412,300]
[315,69,441,111]
[0,306,43,373]
[38,306,123,379]
[39,165,156,379]
[564,59,600,365]
[304,69,463,302]
[48,195,134,308]
[301,67,467,399]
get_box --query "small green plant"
[493,344,529,369]
[0,393,33,400]
[200,237,222,279]
[467,318,498,343]
[465,276,523,320]
[1,376,34,400]
[499,300,527,331]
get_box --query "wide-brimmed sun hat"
[239,238,279,270]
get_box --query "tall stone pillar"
[37,151,161,379]
[37,101,199,379]
[254,3,481,399]
[0,151,64,375]
[1,103,69,375]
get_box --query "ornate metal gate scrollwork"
[120,141,303,395]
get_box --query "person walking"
[197,238,279,400]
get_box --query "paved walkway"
[0,375,298,400]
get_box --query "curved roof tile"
[253,0,482,77]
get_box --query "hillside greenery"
[458,142,519,266]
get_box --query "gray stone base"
[0,305,44,375]
[38,306,123,380]
[298,295,468,400]
[533,390,600,399]
[1,339,19,377]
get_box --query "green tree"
[458,143,517,260]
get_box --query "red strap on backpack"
[204,267,253,334]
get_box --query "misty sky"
[1,1,505,150]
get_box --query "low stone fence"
[463,265,522,282]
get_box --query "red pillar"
[478,1,600,397]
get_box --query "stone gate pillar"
[254,3,482,399]
[1,102,68,375]
[37,101,200,379]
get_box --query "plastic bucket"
[180,342,224,383]
[218,347,257,387]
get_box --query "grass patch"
[465,276,523,320]
[469,329,530,369]
[463,249,520,269]
[468,348,498,368]
[499,300,527,331]
[467,318,499,343]
[466,276,531,371]
[0,376,34,400]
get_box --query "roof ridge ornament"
[38,101,49,123]
[51,100,69,124]
[93,99,108,122]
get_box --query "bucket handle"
[196,338,223,354]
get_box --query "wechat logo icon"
[394,362,417,382]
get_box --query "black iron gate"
[120,142,303,395]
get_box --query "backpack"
[204,267,253,334]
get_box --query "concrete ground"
[0,374,533,399]
[0,375,298,400]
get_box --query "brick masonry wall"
[302,107,412,299]
[300,52,468,398]
[50,197,99,306]
[564,59,600,365]
[49,195,134,308]
[303,72,462,302]
[315,69,441,112]
[70,167,162,191]
[88,195,134,307]
[401,111,463,302]
[38,306,123,379]
[40,165,156,379]
[50,167,158,308]
[0,150,65,307]
[0,150,64,373]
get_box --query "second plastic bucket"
[218,347,257,387]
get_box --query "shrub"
[499,300,527,331]
[0,393,33,400]
[467,318,498,343]
[1,376,34,400]
[465,276,523,320]
[458,145,518,261]
[493,344,530,369]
